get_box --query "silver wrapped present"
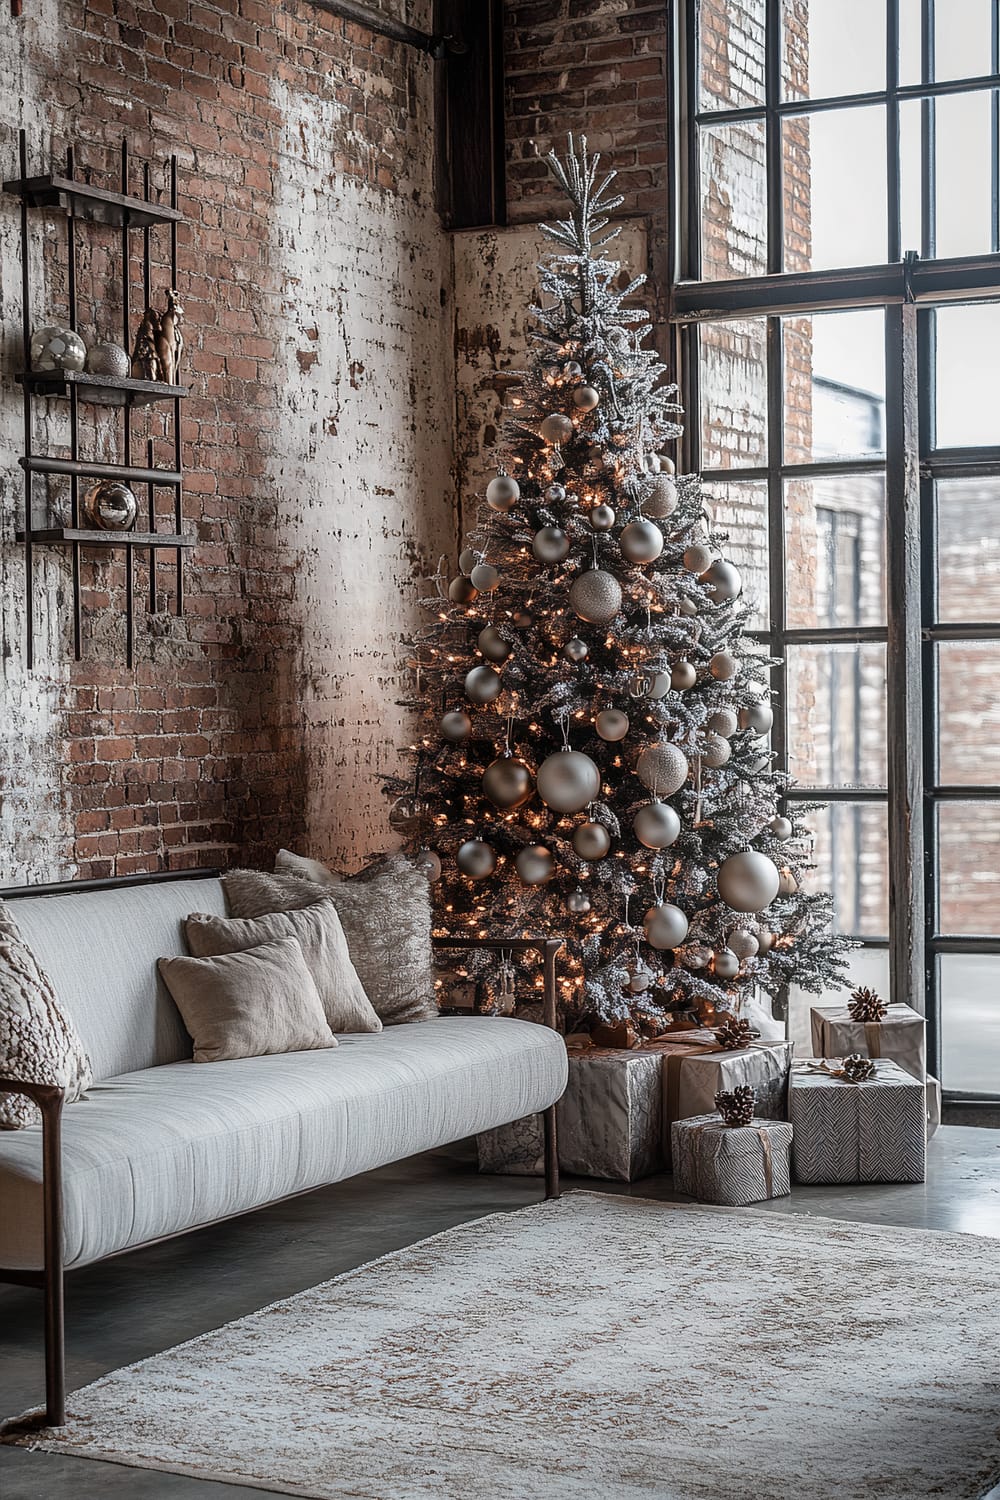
[926,1074,941,1139]
[789,1059,926,1185]
[647,1031,793,1163]
[672,1113,793,1206]
[810,1002,926,1082]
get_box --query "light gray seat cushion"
[0,1017,567,1271]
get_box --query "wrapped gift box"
[810,1002,926,1082]
[646,1031,793,1164]
[672,1113,793,1206]
[926,1075,942,1139]
[789,1059,926,1185]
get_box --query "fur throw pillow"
[274,848,343,886]
[0,901,93,1129]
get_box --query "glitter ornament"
[707,707,739,738]
[644,474,678,518]
[636,742,688,796]
[727,929,760,960]
[701,733,731,769]
[683,543,714,574]
[710,651,738,681]
[570,569,622,625]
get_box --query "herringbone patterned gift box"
[671,1113,793,1206]
[789,1059,926,1185]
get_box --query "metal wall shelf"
[19,369,188,407]
[18,528,195,549]
[2,172,181,228]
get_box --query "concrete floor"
[2,1127,1000,1499]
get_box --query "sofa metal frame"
[0,869,564,1428]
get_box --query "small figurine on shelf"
[158,289,184,384]
[131,307,161,381]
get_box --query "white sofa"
[0,870,568,1425]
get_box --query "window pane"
[935,90,995,259]
[898,0,923,87]
[698,318,768,468]
[937,641,1000,784]
[938,803,1000,935]
[784,475,886,629]
[782,107,887,271]
[786,643,887,787]
[700,477,769,625]
[935,0,994,82]
[700,119,768,280]
[941,954,1000,1093]
[699,0,766,111]
[783,309,886,462]
[936,477,1000,622]
[934,304,1000,448]
[787,945,889,1056]
[801,801,889,936]
[782,0,886,102]
[899,97,924,254]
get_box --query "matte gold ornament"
[539,412,574,445]
[570,569,622,624]
[710,651,738,681]
[449,575,478,604]
[636,742,688,796]
[572,385,600,410]
[458,547,479,575]
[482,756,534,809]
[572,820,612,860]
[456,839,496,878]
[478,625,512,663]
[486,475,520,511]
[595,708,629,741]
[441,709,472,742]
[533,525,570,563]
[536,749,601,813]
[739,701,774,734]
[702,732,731,769]
[727,928,760,960]
[707,707,739,738]
[700,558,743,604]
[633,800,681,850]
[465,664,503,704]
[644,474,678,518]
[414,848,442,882]
[470,562,500,592]
[620,518,664,564]
[643,902,690,950]
[770,815,793,840]
[563,637,589,663]
[683,543,714,574]
[566,887,592,914]
[589,504,616,531]
[671,660,697,690]
[515,844,555,884]
[717,850,780,912]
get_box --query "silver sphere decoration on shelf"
[710,651,739,681]
[671,660,697,691]
[31,324,86,373]
[456,840,496,879]
[482,756,534,809]
[414,848,442,882]
[478,625,511,663]
[572,820,612,860]
[86,340,131,379]
[636,742,689,796]
[589,504,616,531]
[778,867,799,896]
[536,749,601,813]
[595,708,629,742]
[739,701,774,734]
[700,558,743,604]
[707,707,739,738]
[516,844,555,885]
[620,518,664,564]
[717,850,780,912]
[539,412,574,445]
[533,525,570,563]
[458,547,479,575]
[770,815,793,841]
[684,944,712,970]
[441,709,472,742]
[644,474,678,518]
[633,799,681,850]
[83,479,138,532]
[683,543,714,574]
[545,483,566,503]
[643,902,690,950]
[470,562,500,593]
[448,574,478,605]
[563,637,589,663]
[701,732,731,769]
[728,928,760,960]
[570,569,622,624]
[465,664,502,704]
[486,475,520,511]
[572,385,600,410]
[566,887,591,915]
[713,948,740,980]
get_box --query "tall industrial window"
[671,0,1000,1100]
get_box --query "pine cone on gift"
[713,1017,761,1051]
[841,1052,877,1083]
[848,985,888,1023]
[715,1085,756,1127]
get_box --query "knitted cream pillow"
[0,901,93,1129]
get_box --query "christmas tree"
[389,138,849,1036]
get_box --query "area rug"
[6,1193,1000,1499]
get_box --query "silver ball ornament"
[595,709,629,741]
[536,749,601,813]
[770,816,793,841]
[589,504,616,531]
[628,667,657,699]
[486,475,520,511]
[628,964,652,994]
[728,928,760,960]
[636,742,689,796]
[465,664,503,704]
[414,848,442,882]
[647,671,671,700]
[633,800,681,850]
[713,948,740,980]
[570,569,622,624]
[717,850,780,912]
[515,844,555,885]
[644,474,678,518]
[470,562,500,593]
[685,944,712,970]
[563,360,583,378]
[545,484,566,503]
[683,543,714,574]
[441,710,472,742]
[572,821,612,860]
[700,558,743,604]
[563,637,589,663]
[482,757,534,809]
[566,888,591,915]
[701,733,731,769]
[30,324,86,373]
[620,518,664,564]
[739,701,774,734]
[478,626,512,663]
[710,651,739,681]
[778,867,798,896]
[707,707,739,738]
[83,479,138,532]
[643,902,690,950]
[458,547,479,575]
[679,597,699,616]
[539,412,574,445]
[756,930,775,954]
[85,341,131,379]
[572,385,600,410]
[671,660,697,691]
[457,840,496,879]
[532,526,570,563]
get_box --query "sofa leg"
[43,1262,65,1427]
[543,1104,560,1200]
[41,1091,66,1426]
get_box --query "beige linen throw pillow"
[158,936,336,1063]
[185,903,381,1034]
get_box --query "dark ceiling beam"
[297,0,442,54]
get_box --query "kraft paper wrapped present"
[810,1002,926,1082]
[789,1058,926,1185]
[477,1046,663,1182]
[926,1075,942,1138]
[671,1113,793,1206]
[646,1030,793,1164]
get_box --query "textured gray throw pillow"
[158,936,336,1063]
[0,901,93,1128]
[223,858,438,1025]
[185,903,381,1034]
